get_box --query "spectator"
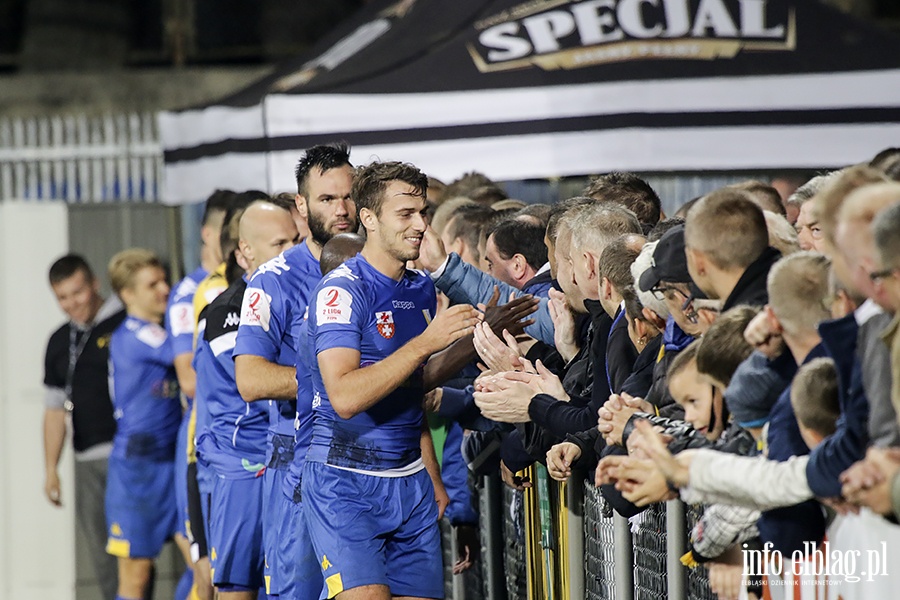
[684,188,779,308]
[43,254,124,600]
[582,172,662,231]
[483,219,551,296]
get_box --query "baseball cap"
[638,224,692,292]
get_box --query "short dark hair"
[622,289,646,324]
[220,191,268,265]
[49,254,94,285]
[352,161,428,218]
[685,189,769,270]
[270,192,296,212]
[667,339,702,380]
[444,171,495,200]
[445,204,496,264]
[696,305,758,386]
[729,180,786,216]
[470,184,508,205]
[647,216,685,242]
[487,219,548,272]
[582,172,662,226]
[294,143,352,197]
[320,233,366,276]
[516,203,553,228]
[791,357,840,437]
[598,236,641,294]
[201,189,236,227]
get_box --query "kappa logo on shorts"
[376,311,395,339]
[224,312,240,327]
[321,555,332,570]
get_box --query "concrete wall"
[0,201,75,599]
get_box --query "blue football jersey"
[196,278,268,478]
[234,241,321,464]
[109,316,181,461]
[284,311,314,499]
[166,266,207,360]
[306,254,437,471]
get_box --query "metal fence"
[0,113,161,203]
[455,474,727,600]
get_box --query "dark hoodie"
[721,247,781,310]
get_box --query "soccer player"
[303,160,482,599]
[197,200,299,599]
[167,189,231,599]
[234,144,358,598]
[105,249,182,600]
[43,254,125,600]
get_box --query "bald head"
[238,201,299,273]
[320,233,366,276]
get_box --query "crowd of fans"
[43,144,900,600]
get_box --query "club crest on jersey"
[241,290,273,331]
[376,310,395,339]
[317,286,353,325]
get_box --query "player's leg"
[302,462,400,599]
[116,556,154,599]
[208,476,265,600]
[187,461,213,599]
[384,470,443,600]
[282,484,323,600]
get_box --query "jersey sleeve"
[135,323,175,367]
[313,276,367,355]
[167,299,196,356]
[234,274,287,361]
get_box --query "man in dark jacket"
[684,188,781,309]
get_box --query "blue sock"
[174,568,194,600]
[116,596,141,600]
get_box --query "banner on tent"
[469,0,795,72]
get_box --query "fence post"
[565,477,585,599]
[666,500,687,600]
[613,512,634,600]
[480,474,506,600]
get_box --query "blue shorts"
[105,456,178,558]
[175,411,191,537]
[263,467,290,595]
[276,488,323,600]
[209,475,265,590]
[302,462,443,599]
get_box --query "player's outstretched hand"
[419,303,482,355]
[481,289,538,338]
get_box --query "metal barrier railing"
[447,472,724,600]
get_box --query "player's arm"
[235,354,297,402]
[421,423,449,520]
[173,354,196,399]
[319,304,482,420]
